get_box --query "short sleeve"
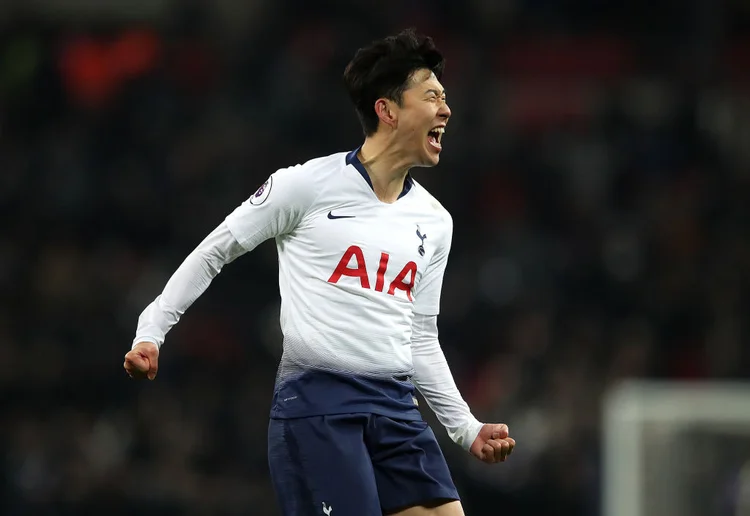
[225,165,318,252]
[412,216,453,316]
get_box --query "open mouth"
[427,126,444,151]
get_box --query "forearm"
[411,314,483,451]
[133,221,246,349]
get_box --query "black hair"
[343,29,445,136]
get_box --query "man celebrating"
[125,29,515,516]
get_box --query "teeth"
[429,126,445,144]
[428,127,445,146]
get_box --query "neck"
[359,135,413,203]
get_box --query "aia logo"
[328,245,417,301]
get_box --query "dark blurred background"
[2,0,750,515]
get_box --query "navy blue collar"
[346,147,413,200]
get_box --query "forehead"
[405,68,444,93]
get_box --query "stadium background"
[2,0,750,514]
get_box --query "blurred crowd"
[2,0,750,515]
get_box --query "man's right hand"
[124,341,160,380]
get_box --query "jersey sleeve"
[225,164,318,252]
[133,221,246,349]
[411,313,483,450]
[412,215,453,316]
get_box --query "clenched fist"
[124,341,160,380]
[470,423,516,464]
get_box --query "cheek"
[403,115,426,135]
[397,107,429,143]
[413,127,428,147]
[404,122,422,140]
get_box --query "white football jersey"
[225,148,452,381]
[133,147,483,440]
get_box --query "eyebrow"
[425,88,446,97]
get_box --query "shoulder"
[261,151,349,205]
[276,151,348,182]
[410,178,453,230]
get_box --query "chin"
[417,147,441,168]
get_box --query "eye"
[425,91,446,103]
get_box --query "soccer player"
[124,29,515,516]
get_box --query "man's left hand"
[469,423,515,464]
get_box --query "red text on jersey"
[328,245,417,301]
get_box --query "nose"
[438,100,451,120]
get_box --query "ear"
[374,98,398,130]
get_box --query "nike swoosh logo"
[327,211,356,219]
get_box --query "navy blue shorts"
[268,413,460,515]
